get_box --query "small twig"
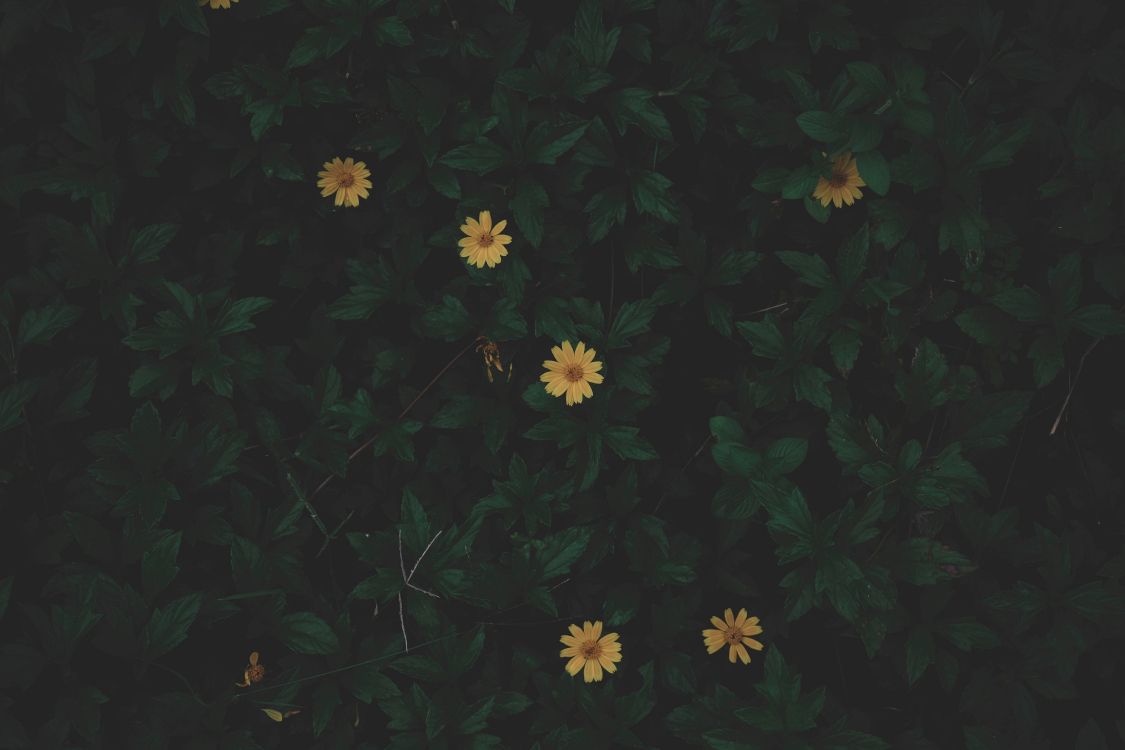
[234,632,462,698]
[407,530,444,583]
[872,97,894,115]
[397,592,409,652]
[653,434,714,514]
[285,472,329,538]
[1049,337,1101,436]
[442,0,459,29]
[747,301,788,316]
[400,529,442,598]
[995,422,1027,509]
[316,510,356,558]
[397,530,409,579]
[476,613,592,627]
[146,661,206,706]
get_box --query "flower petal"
[479,210,493,233]
[735,609,748,628]
[710,615,726,629]
[492,219,507,234]
[735,643,751,664]
[724,608,736,627]
[565,655,584,676]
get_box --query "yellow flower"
[234,651,265,687]
[317,157,372,208]
[458,210,512,268]
[540,341,604,406]
[559,620,622,683]
[811,152,866,208]
[199,0,238,8]
[702,608,764,665]
[262,708,301,722]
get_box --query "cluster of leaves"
[2,0,1125,748]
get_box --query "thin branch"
[476,613,592,627]
[996,421,1028,509]
[407,530,444,583]
[316,510,355,558]
[285,472,329,538]
[398,529,409,580]
[653,434,714,514]
[233,632,461,697]
[308,338,478,503]
[747,301,789,316]
[397,592,409,652]
[1049,337,1101,435]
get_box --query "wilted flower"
[235,651,265,687]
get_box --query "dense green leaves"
[3,0,1125,747]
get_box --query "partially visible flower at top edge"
[200,0,239,9]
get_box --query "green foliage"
[3,0,1125,748]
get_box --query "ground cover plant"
[2,0,1125,747]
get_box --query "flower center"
[829,171,848,188]
[338,172,355,187]
[563,364,584,382]
[724,628,741,645]
[247,665,266,683]
[477,233,494,247]
[580,641,600,659]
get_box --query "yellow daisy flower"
[235,651,265,687]
[199,0,238,8]
[702,608,764,664]
[317,157,372,208]
[811,152,866,208]
[540,341,604,406]
[458,210,512,268]
[559,620,622,683]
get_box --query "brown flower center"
[580,641,600,658]
[247,664,266,683]
[338,172,355,188]
[563,364,585,382]
[829,171,848,188]
[724,628,742,645]
[477,233,494,247]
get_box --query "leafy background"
[2,0,1125,747]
